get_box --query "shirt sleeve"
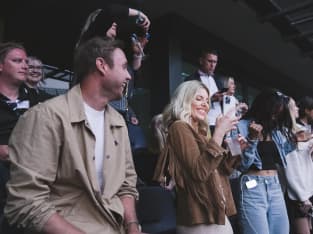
[116,124,138,200]
[5,105,62,232]
[238,137,259,172]
[237,120,259,172]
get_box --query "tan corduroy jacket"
[154,120,240,226]
[5,85,138,234]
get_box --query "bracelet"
[125,220,141,232]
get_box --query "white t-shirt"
[83,102,105,191]
[199,71,222,126]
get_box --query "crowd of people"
[1,2,313,234]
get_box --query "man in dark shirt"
[0,42,39,233]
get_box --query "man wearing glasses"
[25,56,53,102]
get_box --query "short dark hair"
[73,36,124,84]
[199,49,218,59]
[0,42,26,63]
[297,96,313,118]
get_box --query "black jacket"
[185,70,223,90]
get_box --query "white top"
[199,70,222,126]
[285,124,313,201]
[83,102,105,191]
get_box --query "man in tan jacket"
[5,37,142,234]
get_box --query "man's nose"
[126,70,132,81]
[22,60,28,69]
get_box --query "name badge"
[17,100,30,109]
[246,179,257,189]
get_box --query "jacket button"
[106,155,110,159]
[92,156,95,160]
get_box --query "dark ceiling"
[241,0,313,61]
[142,0,313,90]
[1,0,143,70]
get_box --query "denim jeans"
[238,174,289,234]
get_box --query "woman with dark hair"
[237,89,296,234]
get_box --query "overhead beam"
[290,12,313,26]
[284,29,313,41]
[260,1,313,22]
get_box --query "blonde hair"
[163,80,210,135]
[220,76,234,89]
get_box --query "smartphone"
[223,95,236,117]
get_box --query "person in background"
[283,97,313,234]
[237,90,295,234]
[296,96,313,133]
[149,114,167,156]
[4,0,150,69]
[185,49,223,134]
[26,56,53,102]
[75,4,150,152]
[219,76,248,234]
[5,37,142,234]
[0,42,42,233]
[154,80,245,234]
[133,114,167,186]
[220,76,248,117]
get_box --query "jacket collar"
[198,69,214,77]
[67,84,125,127]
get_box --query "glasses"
[28,65,42,70]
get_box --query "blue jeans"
[238,174,289,234]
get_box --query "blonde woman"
[154,80,245,234]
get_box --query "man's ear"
[199,57,203,66]
[95,57,108,75]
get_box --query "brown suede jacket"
[154,120,240,226]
